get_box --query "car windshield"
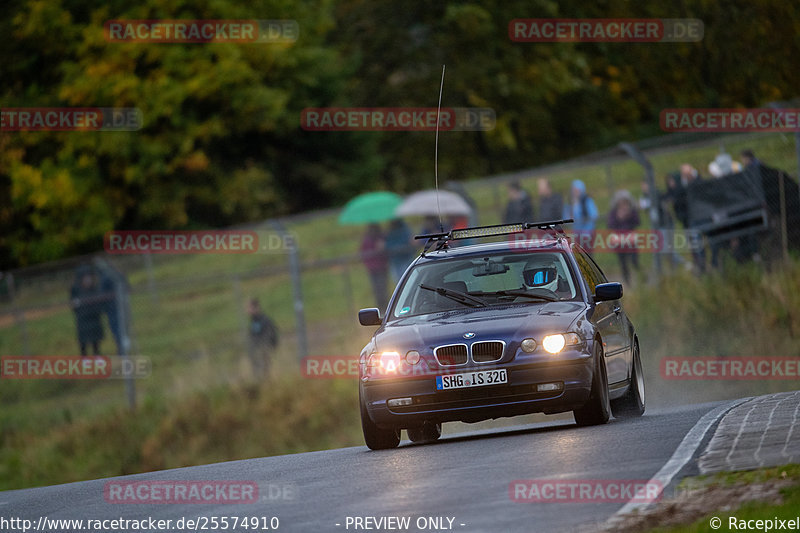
[390,251,579,318]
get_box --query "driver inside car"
[519,258,570,300]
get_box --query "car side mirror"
[358,308,382,326]
[594,282,623,302]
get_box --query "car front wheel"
[611,339,645,418]
[359,389,400,450]
[573,340,611,426]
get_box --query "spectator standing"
[385,219,415,283]
[708,151,742,177]
[679,164,701,187]
[503,181,535,223]
[360,223,390,311]
[537,178,564,221]
[607,190,641,285]
[70,264,105,356]
[664,172,689,229]
[740,149,761,170]
[247,297,279,376]
[93,258,130,355]
[565,179,598,231]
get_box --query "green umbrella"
[338,191,403,225]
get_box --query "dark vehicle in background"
[357,221,645,450]
[687,165,800,262]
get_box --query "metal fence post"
[114,279,136,410]
[8,273,32,356]
[779,171,789,262]
[270,221,307,360]
[142,253,159,306]
[605,164,614,201]
[618,142,662,278]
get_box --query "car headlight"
[542,333,581,354]
[367,351,401,372]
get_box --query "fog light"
[537,382,563,392]
[520,338,537,353]
[405,350,421,365]
[388,397,413,407]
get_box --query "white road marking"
[608,397,752,523]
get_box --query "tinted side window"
[584,249,609,284]
[572,244,603,293]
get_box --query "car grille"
[434,344,468,366]
[472,341,504,363]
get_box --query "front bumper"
[361,350,594,428]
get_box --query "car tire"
[573,340,611,426]
[359,389,400,450]
[407,422,442,444]
[611,339,645,418]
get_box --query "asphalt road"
[1,401,730,533]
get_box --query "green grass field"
[641,464,800,533]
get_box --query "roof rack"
[416,219,574,252]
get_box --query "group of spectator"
[498,148,765,285]
[654,149,764,272]
[359,219,423,311]
[357,148,765,309]
[502,178,598,232]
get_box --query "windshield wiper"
[488,289,559,302]
[419,284,488,308]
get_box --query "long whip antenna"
[435,64,446,233]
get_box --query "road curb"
[605,397,753,527]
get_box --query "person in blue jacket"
[565,179,598,232]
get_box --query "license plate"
[436,369,508,390]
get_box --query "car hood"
[374,301,586,352]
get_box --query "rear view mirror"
[358,308,382,326]
[472,258,510,277]
[595,282,623,302]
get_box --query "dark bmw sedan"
[357,222,645,449]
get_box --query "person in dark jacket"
[537,178,564,221]
[247,297,279,376]
[384,219,415,283]
[503,181,535,223]
[607,190,641,285]
[360,223,390,311]
[70,264,105,356]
